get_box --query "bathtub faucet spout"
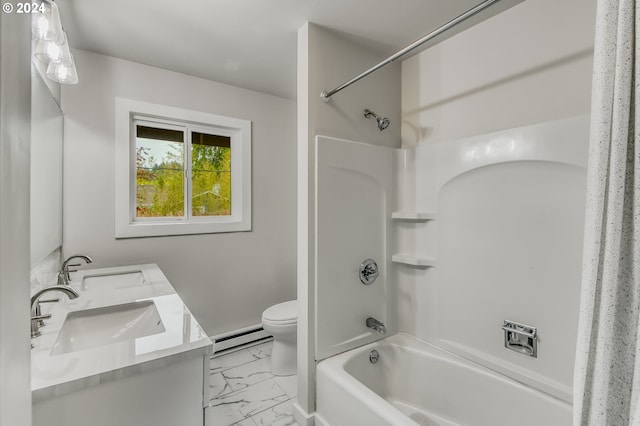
[366,317,386,334]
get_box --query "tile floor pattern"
[205,341,299,426]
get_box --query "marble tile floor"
[205,340,299,426]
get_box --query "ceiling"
[57,0,522,100]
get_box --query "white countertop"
[31,263,213,398]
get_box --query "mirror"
[30,69,63,266]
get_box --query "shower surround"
[314,115,589,425]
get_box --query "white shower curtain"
[573,0,640,425]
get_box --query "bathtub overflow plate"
[359,259,379,285]
[369,350,380,364]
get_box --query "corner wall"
[62,50,297,336]
[296,22,400,419]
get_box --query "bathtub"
[316,333,571,426]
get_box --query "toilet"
[261,300,297,376]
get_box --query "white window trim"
[115,98,251,238]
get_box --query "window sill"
[115,220,251,239]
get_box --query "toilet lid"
[262,300,297,323]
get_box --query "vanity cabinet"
[31,264,213,426]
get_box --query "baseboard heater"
[212,323,272,355]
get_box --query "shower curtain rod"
[320,0,503,102]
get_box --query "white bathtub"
[316,333,571,426]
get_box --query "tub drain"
[369,350,379,363]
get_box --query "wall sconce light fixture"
[32,1,79,85]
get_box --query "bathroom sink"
[80,270,145,291]
[50,300,165,355]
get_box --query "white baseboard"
[293,402,316,426]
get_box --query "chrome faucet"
[366,317,386,334]
[58,254,93,285]
[30,285,79,338]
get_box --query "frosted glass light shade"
[56,34,73,65]
[33,32,69,63]
[32,1,64,43]
[46,54,79,84]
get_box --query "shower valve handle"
[359,259,379,285]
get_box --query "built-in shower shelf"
[392,254,436,267]
[391,212,435,222]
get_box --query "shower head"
[363,109,390,131]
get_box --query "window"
[134,122,232,218]
[115,98,251,238]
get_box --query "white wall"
[402,0,596,146]
[0,11,32,426]
[398,0,596,402]
[296,22,400,420]
[62,50,297,336]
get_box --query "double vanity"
[31,263,213,426]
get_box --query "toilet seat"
[262,300,297,324]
